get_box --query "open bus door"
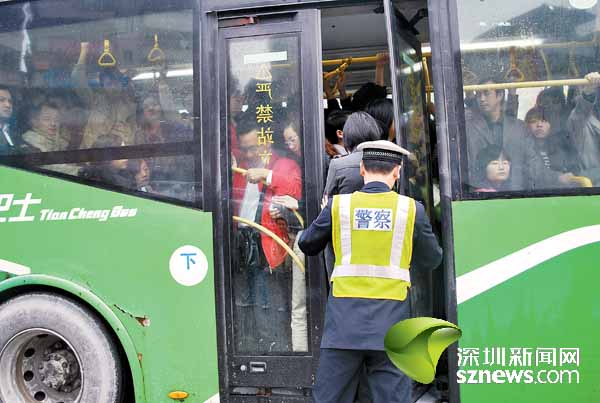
[215,8,325,401]
[383,0,439,325]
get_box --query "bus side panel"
[0,166,219,403]
[452,196,600,402]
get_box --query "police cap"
[357,140,410,164]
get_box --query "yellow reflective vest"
[331,191,416,301]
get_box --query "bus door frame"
[382,0,440,324]
[209,7,327,395]
[424,0,468,402]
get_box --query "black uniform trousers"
[312,348,411,403]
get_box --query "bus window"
[51,155,197,202]
[456,0,600,194]
[0,0,198,204]
[226,34,307,354]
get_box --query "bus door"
[217,8,325,398]
[383,0,438,320]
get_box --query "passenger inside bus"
[22,99,63,152]
[365,98,395,141]
[72,42,137,149]
[135,88,191,145]
[567,71,600,183]
[525,106,581,176]
[324,109,350,159]
[464,77,577,191]
[0,85,19,154]
[474,145,512,192]
[231,115,302,353]
[78,134,132,188]
[127,159,154,193]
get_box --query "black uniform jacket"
[299,181,442,350]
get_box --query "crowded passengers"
[0,42,194,200]
[465,72,600,191]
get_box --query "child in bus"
[128,159,154,193]
[78,134,133,188]
[474,145,512,192]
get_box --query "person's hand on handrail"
[375,52,389,87]
[271,195,299,210]
[246,168,270,184]
[337,72,348,99]
[583,72,600,95]
[324,76,337,100]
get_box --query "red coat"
[232,152,302,269]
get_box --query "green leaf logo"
[384,317,462,384]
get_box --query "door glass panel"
[385,0,436,320]
[456,0,600,193]
[226,34,308,354]
[397,47,433,216]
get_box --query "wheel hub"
[39,345,80,392]
[0,329,83,403]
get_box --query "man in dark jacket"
[567,72,600,183]
[0,85,17,154]
[300,140,442,403]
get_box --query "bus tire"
[0,292,122,403]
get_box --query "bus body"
[0,0,599,402]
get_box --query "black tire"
[0,292,122,403]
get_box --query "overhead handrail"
[97,39,117,67]
[323,55,377,67]
[323,57,352,81]
[147,34,166,64]
[321,37,600,64]
[463,77,590,92]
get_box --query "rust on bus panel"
[113,304,151,327]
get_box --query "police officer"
[299,139,442,403]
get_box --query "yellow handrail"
[233,216,305,273]
[323,57,352,80]
[98,39,117,67]
[323,55,378,67]
[422,56,432,104]
[463,78,589,92]
[147,34,166,64]
[569,176,593,188]
[321,38,600,63]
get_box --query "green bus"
[0,0,599,402]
